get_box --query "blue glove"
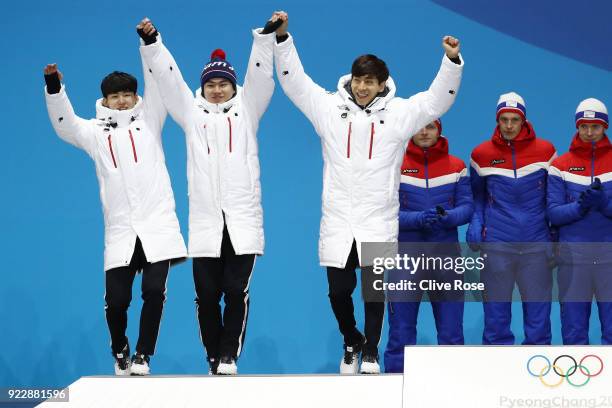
[466,220,483,251]
[582,188,607,209]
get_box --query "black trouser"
[193,225,256,360]
[327,241,385,356]
[105,237,170,356]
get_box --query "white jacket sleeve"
[395,54,464,142]
[140,36,194,132]
[274,34,330,136]
[242,28,276,124]
[139,40,168,138]
[45,85,96,157]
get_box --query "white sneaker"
[360,353,380,374]
[130,353,151,376]
[113,343,131,376]
[216,356,238,375]
[340,345,360,375]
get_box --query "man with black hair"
[271,15,463,374]
[43,55,187,375]
[136,13,280,375]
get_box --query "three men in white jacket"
[272,15,463,373]
[137,14,279,375]
[43,59,187,376]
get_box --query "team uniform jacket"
[398,136,473,243]
[468,122,557,247]
[141,30,275,257]
[547,134,612,263]
[44,50,187,271]
[274,34,464,267]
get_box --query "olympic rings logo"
[526,354,604,388]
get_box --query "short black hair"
[351,54,389,83]
[100,71,138,97]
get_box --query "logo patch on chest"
[491,159,506,166]
[402,169,419,174]
[568,166,586,172]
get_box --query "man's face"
[103,91,138,111]
[578,123,605,143]
[498,112,524,140]
[203,78,234,104]
[350,75,385,107]
[413,122,440,148]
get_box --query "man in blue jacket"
[547,98,612,344]
[384,119,473,373]
[467,92,557,345]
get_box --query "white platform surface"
[37,374,403,408]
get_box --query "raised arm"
[241,13,281,124]
[395,36,464,142]
[137,18,194,131]
[273,15,331,135]
[44,64,96,157]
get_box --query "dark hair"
[351,54,389,83]
[100,71,138,97]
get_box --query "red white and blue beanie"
[575,98,608,129]
[496,92,526,121]
[200,49,237,89]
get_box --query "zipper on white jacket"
[128,130,138,163]
[368,122,375,159]
[227,117,233,153]
[346,122,352,158]
[107,134,117,168]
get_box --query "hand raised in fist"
[442,35,460,59]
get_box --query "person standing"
[273,14,464,373]
[137,13,280,375]
[43,56,187,375]
[467,92,556,345]
[548,98,612,344]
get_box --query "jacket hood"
[95,96,143,128]
[337,74,396,113]
[569,132,611,156]
[491,120,536,146]
[406,135,449,162]
[195,85,243,114]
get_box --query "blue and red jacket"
[467,122,557,246]
[399,136,473,242]
[547,134,612,262]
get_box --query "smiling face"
[578,123,605,143]
[350,75,386,107]
[202,77,234,104]
[102,91,138,111]
[413,122,440,148]
[498,112,524,140]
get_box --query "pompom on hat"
[575,98,608,129]
[496,92,526,121]
[200,48,237,89]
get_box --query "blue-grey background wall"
[1,0,611,387]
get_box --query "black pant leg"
[136,258,170,355]
[193,256,225,360]
[362,264,385,356]
[219,230,256,358]
[327,242,364,346]
[105,265,137,355]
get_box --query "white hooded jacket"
[274,34,464,268]
[44,49,187,271]
[140,30,275,257]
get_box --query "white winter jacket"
[140,30,275,257]
[44,49,187,271]
[274,34,464,268]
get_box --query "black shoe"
[113,343,131,376]
[207,357,220,375]
[130,353,151,376]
